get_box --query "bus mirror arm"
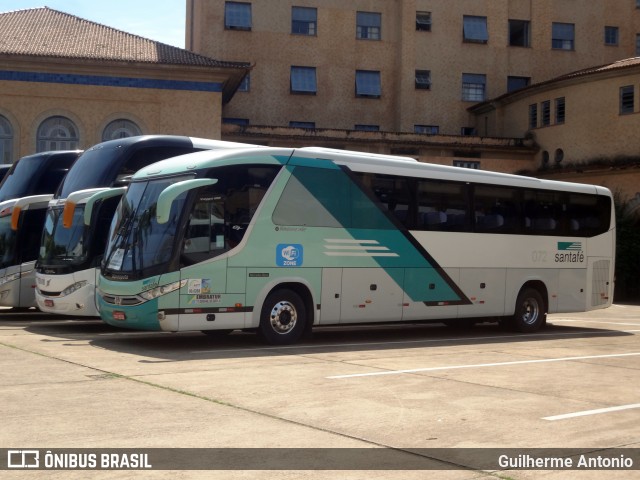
[156,179,218,224]
[83,188,126,226]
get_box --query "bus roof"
[56,135,257,199]
[130,146,610,196]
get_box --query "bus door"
[178,194,231,329]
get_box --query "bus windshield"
[57,145,121,199]
[0,215,17,269]
[103,176,193,276]
[39,207,89,266]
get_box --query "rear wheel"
[511,287,546,333]
[258,289,307,345]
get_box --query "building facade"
[188,0,640,137]
[0,7,248,163]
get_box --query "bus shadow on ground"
[13,315,636,362]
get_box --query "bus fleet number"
[531,250,548,263]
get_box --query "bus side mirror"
[83,187,126,226]
[156,179,217,224]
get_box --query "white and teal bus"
[95,147,615,344]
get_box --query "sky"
[7,0,186,48]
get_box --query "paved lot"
[1,305,639,479]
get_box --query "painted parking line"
[543,403,640,421]
[327,351,640,379]
[553,319,640,326]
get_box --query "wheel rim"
[269,300,297,334]
[520,297,540,325]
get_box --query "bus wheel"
[258,289,306,345]
[512,288,546,333]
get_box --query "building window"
[529,104,538,129]
[290,66,317,94]
[222,118,249,126]
[507,76,530,92]
[0,115,13,164]
[37,116,79,152]
[415,70,431,90]
[541,100,551,126]
[292,6,317,35]
[289,121,315,129]
[460,127,476,136]
[416,11,431,31]
[461,73,486,101]
[636,34,640,56]
[552,22,574,50]
[356,12,381,40]
[355,70,381,98]
[224,2,251,31]
[454,160,480,169]
[463,15,488,44]
[415,125,439,134]
[555,97,566,124]
[604,26,619,46]
[509,19,530,47]
[555,148,564,164]
[620,85,634,114]
[102,119,142,141]
[238,74,250,92]
[354,124,380,131]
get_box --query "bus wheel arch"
[511,281,548,333]
[257,283,314,345]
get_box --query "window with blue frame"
[463,15,488,43]
[290,66,317,94]
[461,73,486,101]
[292,6,317,35]
[0,115,13,164]
[552,22,574,50]
[289,121,315,129]
[356,12,381,40]
[225,2,252,31]
[355,70,381,98]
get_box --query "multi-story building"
[187,0,640,139]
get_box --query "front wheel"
[258,289,307,345]
[511,288,546,333]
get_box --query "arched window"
[0,115,13,164]
[37,116,79,152]
[102,119,142,141]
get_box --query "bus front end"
[0,196,52,308]
[36,190,123,317]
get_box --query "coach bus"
[35,136,255,316]
[0,150,81,308]
[95,146,615,344]
[0,150,81,203]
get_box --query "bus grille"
[100,293,143,306]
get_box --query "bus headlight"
[61,280,88,297]
[139,280,187,301]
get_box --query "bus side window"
[181,196,226,265]
[416,179,470,232]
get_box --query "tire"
[258,289,307,345]
[511,287,546,333]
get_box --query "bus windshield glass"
[39,207,89,266]
[57,146,120,198]
[103,176,194,275]
[0,215,17,269]
[0,156,43,202]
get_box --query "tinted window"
[416,179,470,231]
[474,185,521,233]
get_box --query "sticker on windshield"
[107,249,125,270]
[276,244,303,267]
[188,279,211,294]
